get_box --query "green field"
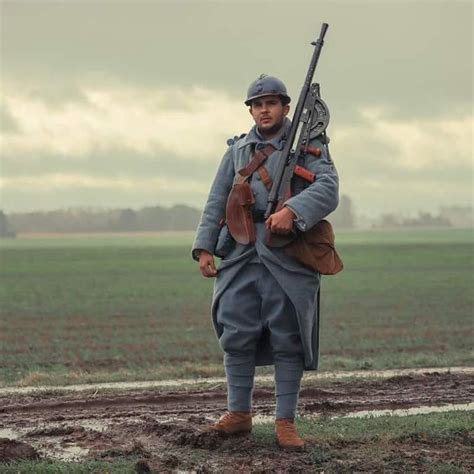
[0,228,472,386]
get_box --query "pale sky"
[0,0,472,216]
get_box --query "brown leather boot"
[206,411,252,435]
[275,418,305,450]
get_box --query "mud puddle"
[0,371,472,470]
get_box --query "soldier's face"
[249,95,290,136]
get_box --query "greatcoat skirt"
[211,228,322,371]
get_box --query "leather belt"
[252,209,266,222]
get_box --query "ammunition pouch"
[225,180,256,245]
[284,219,343,275]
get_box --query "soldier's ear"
[283,104,290,116]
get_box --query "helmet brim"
[245,93,291,106]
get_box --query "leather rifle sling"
[237,144,276,181]
[257,166,273,191]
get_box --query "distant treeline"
[0,198,471,238]
[2,205,202,235]
[373,206,473,229]
[374,212,451,228]
[0,195,355,236]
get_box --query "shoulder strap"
[257,166,273,190]
[237,144,276,179]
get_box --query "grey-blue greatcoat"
[192,118,339,370]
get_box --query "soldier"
[192,74,339,450]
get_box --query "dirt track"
[1,371,473,471]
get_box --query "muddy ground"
[1,371,473,472]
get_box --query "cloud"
[332,107,473,178]
[0,172,208,194]
[2,1,471,121]
[1,84,252,162]
[330,108,473,215]
[0,104,20,132]
[0,147,214,183]
[1,83,472,215]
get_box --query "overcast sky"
[1,0,472,216]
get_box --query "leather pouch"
[226,181,256,245]
[284,219,343,275]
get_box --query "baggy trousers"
[216,262,304,418]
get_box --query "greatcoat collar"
[237,117,292,151]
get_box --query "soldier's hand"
[265,207,296,235]
[198,250,218,278]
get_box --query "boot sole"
[276,440,306,451]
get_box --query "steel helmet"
[244,74,291,106]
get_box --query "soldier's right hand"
[198,250,218,278]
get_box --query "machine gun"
[265,23,331,247]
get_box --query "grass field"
[0,228,472,386]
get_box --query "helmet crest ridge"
[245,74,291,106]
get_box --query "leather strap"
[257,166,273,190]
[237,144,276,178]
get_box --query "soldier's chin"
[259,122,282,135]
